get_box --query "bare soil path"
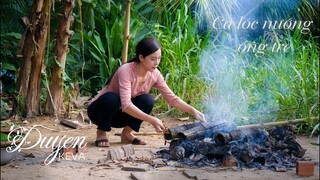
[1,115,319,180]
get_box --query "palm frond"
[0,0,33,33]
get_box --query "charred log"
[214,127,268,145]
[214,130,242,145]
[164,122,202,140]
[166,121,231,140]
[170,140,231,159]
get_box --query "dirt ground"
[0,114,319,180]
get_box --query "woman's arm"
[153,71,206,121]
[172,99,206,122]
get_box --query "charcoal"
[170,146,185,160]
[253,156,265,165]
[268,125,306,158]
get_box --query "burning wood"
[159,122,309,171]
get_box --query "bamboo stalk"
[114,132,163,136]
[237,117,318,129]
[121,0,131,64]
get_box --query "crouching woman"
[87,37,205,147]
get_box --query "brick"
[296,161,314,176]
[76,143,88,154]
[60,146,77,159]
[98,144,135,163]
[55,142,88,159]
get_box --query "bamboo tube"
[165,122,203,139]
[121,0,131,64]
[176,122,227,140]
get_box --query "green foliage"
[0,0,318,134]
[0,133,12,142]
[0,33,21,69]
[239,29,319,132]
[0,99,10,118]
[77,0,166,95]
[0,0,32,33]
[296,120,320,136]
[310,123,319,137]
[149,2,209,115]
[0,125,25,142]
[254,0,318,21]
[0,32,21,94]
[78,1,129,95]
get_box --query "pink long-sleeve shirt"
[90,62,180,111]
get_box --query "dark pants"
[87,92,154,132]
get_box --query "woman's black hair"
[105,37,161,85]
[128,37,162,63]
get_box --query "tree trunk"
[16,0,51,117]
[45,0,75,116]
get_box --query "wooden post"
[122,0,131,64]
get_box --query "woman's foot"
[95,129,110,147]
[120,126,147,145]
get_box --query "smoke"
[199,47,248,124]
[197,0,304,124]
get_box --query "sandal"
[121,137,147,145]
[95,139,110,147]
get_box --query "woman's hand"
[172,99,206,122]
[192,109,206,122]
[123,104,165,132]
[150,117,165,132]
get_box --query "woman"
[87,37,206,147]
